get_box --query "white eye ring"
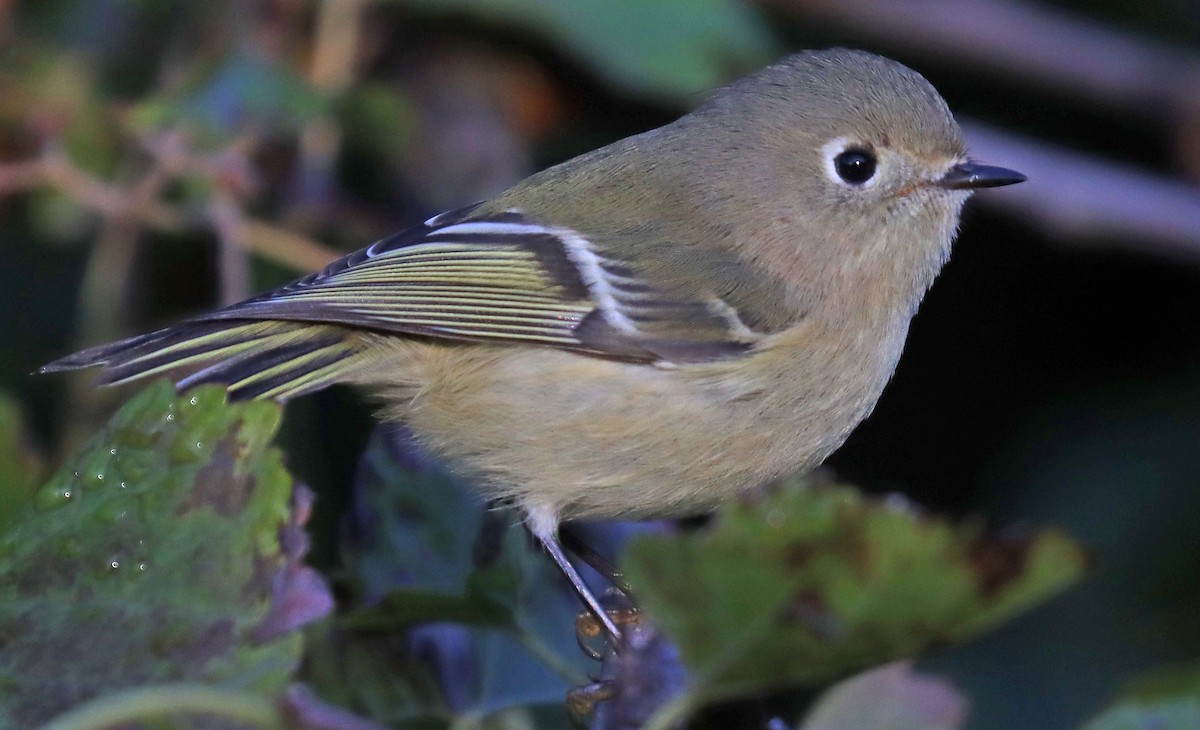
[822,137,879,188]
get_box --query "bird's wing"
[198,204,777,363]
[43,204,790,400]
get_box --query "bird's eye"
[833,147,877,185]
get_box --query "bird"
[41,49,1025,641]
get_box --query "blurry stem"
[209,191,251,305]
[764,0,1200,115]
[310,0,366,95]
[0,0,12,42]
[0,144,338,456]
[61,147,173,453]
[963,120,1200,260]
[75,149,172,347]
[41,682,283,730]
[0,154,341,272]
[0,158,49,196]
[296,0,366,210]
[41,151,184,230]
[242,218,339,271]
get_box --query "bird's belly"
[369,330,902,521]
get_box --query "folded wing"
[43,205,773,400]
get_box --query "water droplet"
[109,448,117,456]
[83,469,106,490]
[108,560,119,570]
[34,485,74,510]
[189,396,198,406]
[170,437,204,463]
[138,563,147,571]
[119,481,127,489]
[165,413,174,422]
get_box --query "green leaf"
[0,392,43,532]
[0,382,304,727]
[391,0,779,102]
[623,479,1087,710]
[1080,661,1200,730]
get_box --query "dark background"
[2,1,1199,727]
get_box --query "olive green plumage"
[44,48,1022,534]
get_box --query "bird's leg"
[560,524,634,598]
[525,506,622,643]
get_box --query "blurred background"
[2,1,1200,727]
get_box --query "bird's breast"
[371,312,911,521]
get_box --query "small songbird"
[42,49,1024,639]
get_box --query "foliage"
[305,427,592,727]
[0,385,1093,728]
[621,480,1085,719]
[0,383,311,727]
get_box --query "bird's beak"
[938,161,1026,190]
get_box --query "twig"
[0,153,341,273]
[41,151,186,230]
[964,120,1200,260]
[310,0,367,95]
[242,218,341,272]
[295,0,368,210]
[765,0,1200,115]
[0,157,46,195]
[209,192,251,305]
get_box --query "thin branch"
[40,150,186,230]
[765,0,1200,115]
[964,120,1200,260]
[0,153,341,273]
[309,0,367,96]
[0,157,46,195]
[208,192,251,305]
[294,0,368,212]
[241,218,341,272]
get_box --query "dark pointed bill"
[938,162,1026,190]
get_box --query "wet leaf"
[0,381,306,727]
[0,392,43,532]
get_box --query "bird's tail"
[40,319,381,401]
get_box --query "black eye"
[834,148,877,185]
